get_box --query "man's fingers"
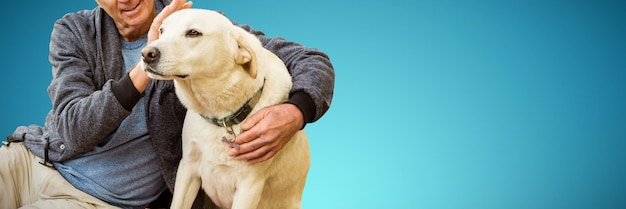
[235,145,277,165]
[233,124,260,145]
[168,1,193,12]
[229,133,264,156]
[240,108,267,131]
[148,1,193,43]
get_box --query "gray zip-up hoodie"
[8,0,334,207]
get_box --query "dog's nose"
[141,46,160,64]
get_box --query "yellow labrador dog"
[141,9,310,209]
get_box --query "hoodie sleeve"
[43,11,138,159]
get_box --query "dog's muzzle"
[141,46,164,77]
[141,46,188,79]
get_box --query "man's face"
[95,0,156,41]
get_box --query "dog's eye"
[186,29,202,38]
[159,28,164,35]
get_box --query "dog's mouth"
[144,67,188,79]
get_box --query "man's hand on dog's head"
[148,0,193,44]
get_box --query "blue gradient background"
[1,1,625,208]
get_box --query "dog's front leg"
[170,158,202,209]
[230,178,265,209]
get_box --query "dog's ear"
[232,29,258,79]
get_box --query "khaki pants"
[0,143,119,209]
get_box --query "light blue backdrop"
[1,0,625,208]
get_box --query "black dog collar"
[200,85,263,128]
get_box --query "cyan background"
[1,0,625,208]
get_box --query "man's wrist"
[128,64,150,93]
[286,91,315,129]
[111,72,143,111]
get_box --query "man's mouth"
[121,1,141,14]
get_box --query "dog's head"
[141,9,258,80]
